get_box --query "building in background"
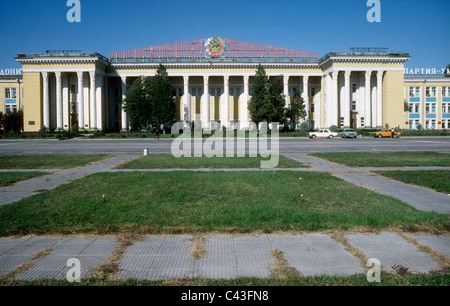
[12,36,450,133]
[0,75,23,115]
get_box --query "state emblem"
[204,36,226,58]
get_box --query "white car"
[308,129,339,139]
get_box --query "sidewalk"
[1,232,448,281]
[0,153,448,281]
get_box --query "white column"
[62,73,69,130]
[223,75,230,128]
[96,74,103,131]
[202,75,210,129]
[77,71,85,129]
[344,71,351,127]
[332,71,339,126]
[242,75,250,129]
[377,70,383,127]
[365,71,372,127]
[183,75,190,127]
[283,75,289,108]
[89,71,97,129]
[121,76,128,131]
[325,73,332,128]
[303,75,309,121]
[55,71,63,130]
[42,72,50,129]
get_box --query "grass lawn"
[0,155,110,170]
[117,154,307,169]
[378,170,450,194]
[311,152,450,167]
[0,172,46,187]
[1,272,448,286]
[0,171,447,236]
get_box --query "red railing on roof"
[109,38,318,60]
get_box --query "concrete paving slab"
[0,255,33,275]
[412,235,450,257]
[345,232,440,274]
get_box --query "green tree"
[150,64,176,128]
[248,64,269,128]
[285,89,306,130]
[123,77,152,130]
[266,75,286,123]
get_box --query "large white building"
[11,36,450,133]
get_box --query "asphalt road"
[0,137,449,155]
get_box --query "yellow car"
[374,129,401,138]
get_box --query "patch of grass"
[0,171,447,237]
[378,170,450,194]
[311,152,450,167]
[0,172,46,187]
[117,154,306,169]
[0,155,111,170]
[0,271,448,286]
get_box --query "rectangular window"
[5,88,11,99]
[441,87,449,97]
[409,87,420,98]
[442,103,450,113]
[6,105,17,114]
[409,102,420,113]
[361,117,365,127]
[351,101,357,111]
[426,103,436,113]
[426,87,436,97]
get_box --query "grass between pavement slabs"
[0,155,111,170]
[310,152,450,167]
[117,154,307,169]
[378,170,450,194]
[0,271,448,286]
[0,172,47,187]
[0,171,447,237]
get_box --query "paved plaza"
[0,148,448,281]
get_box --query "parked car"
[341,129,358,139]
[309,129,339,139]
[373,129,401,138]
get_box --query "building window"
[172,87,184,97]
[425,119,436,129]
[409,86,420,98]
[443,119,450,129]
[361,117,365,127]
[210,87,223,97]
[426,87,436,97]
[5,105,17,114]
[409,102,420,113]
[409,119,420,130]
[442,102,450,114]
[442,87,449,97]
[289,88,298,97]
[5,88,17,99]
[230,87,242,97]
[425,103,436,113]
[190,87,203,97]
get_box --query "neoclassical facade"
[15,36,418,133]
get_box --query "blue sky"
[0,0,449,70]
